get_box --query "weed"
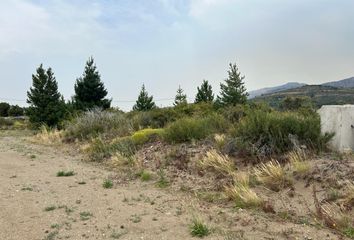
[78,181,86,185]
[190,218,210,238]
[156,169,169,188]
[44,205,57,211]
[50,223,60,229]
[130,214,141,223]
[103,179,113,189]
[139,170,152,181]
[343,227,354,239]
[56,170,75,177]
[110,229,128,239]
[21,186,33,191]
[30,154,36,159]
[44,231,58,240]
[80,211,93,221]
[326,188,341,202]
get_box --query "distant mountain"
[248,76,354,99]
[248,82,306,99]
[322,76,354,88]
[252,84,354,109]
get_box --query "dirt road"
[0,133,205,240]
[0,132,345,240]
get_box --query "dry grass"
[288,150,311,177]
[31,126,63,145]
[214,134,227,150]
[225,183,262,208]
[232,171,250,187]
[199,149,235,178]
[254,160,288,191]
[343,183,354,207]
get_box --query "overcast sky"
[1,0,353,110]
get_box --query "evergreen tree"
[218,63,248,106]
[174,85,187,106]
[0,102,10,117]
[27,64,66,127]
[195,80,214,103]
[73,57,111,110]
[133,84,156,111]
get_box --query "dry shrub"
[254,160,289,191]
[32,125,63,145]
[225,183,262,208]
[199,150,236,178]
[288,149,311,177]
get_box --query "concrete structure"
[318,105,354,152]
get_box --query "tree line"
[26,57,248,127]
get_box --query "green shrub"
[163,114,228,143]
[234,110,333,155]
[131,128,164,145]
[64,109,132,141]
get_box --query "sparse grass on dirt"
[80,211,93,221]
[56,170,75,177]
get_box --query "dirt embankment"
[0,132,347,240]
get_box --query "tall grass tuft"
[32,125,63,145]
[254,160,288,191]
[199,150,235,178]
[288,149,311,177]
[225,183,262,208]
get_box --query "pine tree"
[27,64,66,127]
[73,57,111,110]
[174,85,187,106]
[218,63,248,106]
[195,80,214,103]
[133,84,156,111]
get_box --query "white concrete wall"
[318,105,354,152]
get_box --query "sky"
[0,0,353,110]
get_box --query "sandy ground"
[0,132,346,240]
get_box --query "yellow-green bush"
[131,128,164,145]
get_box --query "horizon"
[1,0,354,110]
